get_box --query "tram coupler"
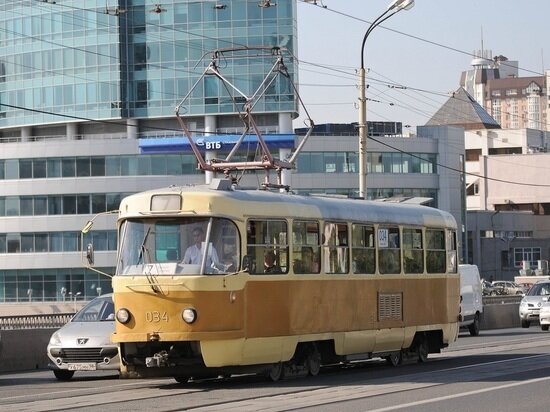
[146,350,169,368]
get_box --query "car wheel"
[542,325,549,331]
[53,369,75,381]
[521,319,531,328]
[468,313,481,336]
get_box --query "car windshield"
[72,296,114,322]
[527,283,550,297]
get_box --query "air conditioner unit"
[520,269,533,276]
[535,260,549,276]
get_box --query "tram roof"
[120,182,457,230]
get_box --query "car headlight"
[49,331,61,346]
[520,301,527,307]
[116,308,131,324]
[182,307,197,324]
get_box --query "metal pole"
[357,0,414,199]
[358,67,367,199]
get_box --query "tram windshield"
[116,217,240,276]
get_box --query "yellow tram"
[108,179,459,381]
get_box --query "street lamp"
[358,0,414,199]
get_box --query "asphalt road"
[1,327,549,412]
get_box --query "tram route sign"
[378,228,389,248]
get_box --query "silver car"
[492,280,525,296]
[519,281,550,328]
[47,294,118,380]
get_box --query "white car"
[519,281,550,328]
[539,300,550,331]
[47,294,118,380]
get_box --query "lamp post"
[358,0,415,199]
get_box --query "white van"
[458,264,483,336]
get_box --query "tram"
[104,179,459,381]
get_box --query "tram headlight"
[182,308,197,324]
[116,308,131,324]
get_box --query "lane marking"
[366,375,550,412]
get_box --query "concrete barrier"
[480,302,520,329]
[0,329,53,373]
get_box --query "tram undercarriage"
[118,330,443,382]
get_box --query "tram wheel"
[385,351,402,367]
[174,375,190,384]
[416,340,429,363]
[266,362,285,382]
[306,347,322,376]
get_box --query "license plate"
[68,363,97,371]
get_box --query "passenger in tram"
[294,247,317,273]
[221,254,237,272]
[264,250,281,273]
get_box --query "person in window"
[295,247,316,273]
[222,254,237,272]
[183,227,220,270]
[264,250,281,273]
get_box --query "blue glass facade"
[0,0,298,127]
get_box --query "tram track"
[3,332,550,412]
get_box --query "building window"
[514,247,541,268]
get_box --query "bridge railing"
[0,313,74,330]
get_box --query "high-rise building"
[459,50,548,131]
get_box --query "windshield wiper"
[145,270,161,294]
[137,227,151,264]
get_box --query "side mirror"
[86,243,94,265]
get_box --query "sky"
[293,0,550,131]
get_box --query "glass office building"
[0,0,297,129]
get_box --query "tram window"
[292,220,320,274]
[351,224,375,274]
[378,227,401,274]
[403,228,424,274]
[446,230,457,273]
[426,229,446,273]
[246,219,288,275]
[155,221,181,262]
[323,222,348,274]
[116,217,240,276]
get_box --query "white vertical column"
[278,113,293,189]
[127,118,138,139]
[66,122,78,140]
[204,115,217,184]
[21,126,31,142]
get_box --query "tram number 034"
[145,311,169,323]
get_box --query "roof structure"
[426,87,501,130]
